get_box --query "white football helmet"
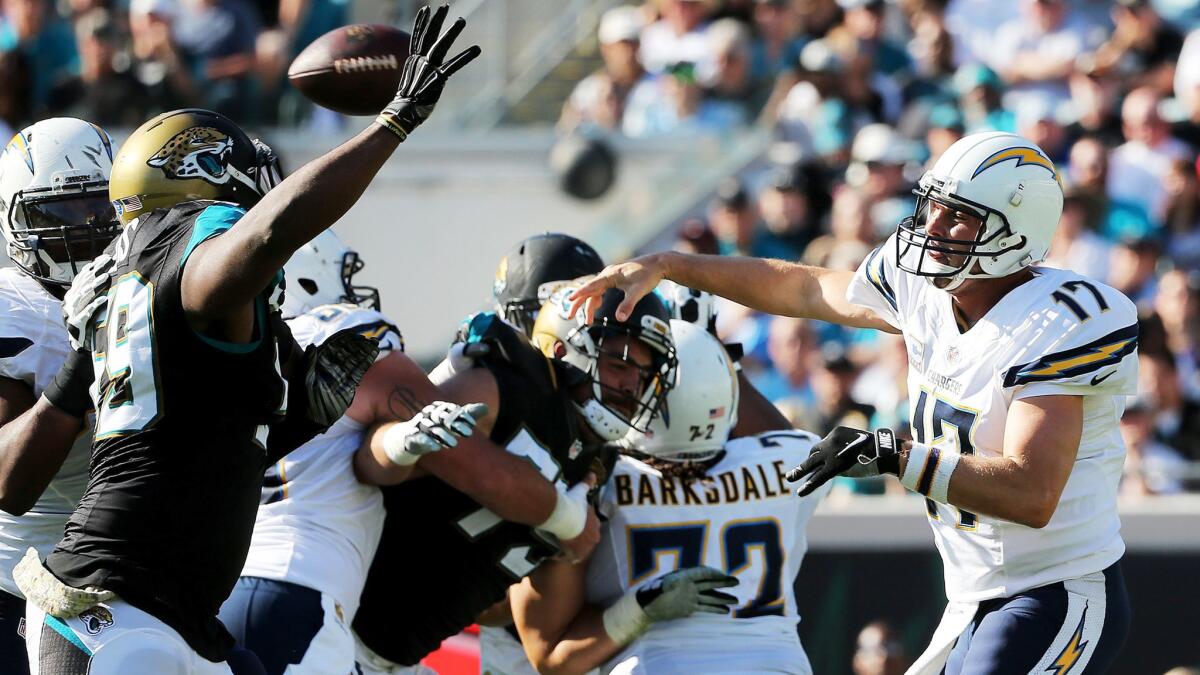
[623,320,739,462]
[896,131,1063,291]
[0,118,119,290]
[281,228,380,318]
[532,282,677,443]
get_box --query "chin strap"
[574,399,629,442]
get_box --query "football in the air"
[288,24,411,116]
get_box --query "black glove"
[43,349,95,418]
[303,328,379,427]
[375,4,481,140]
[785,426,899,497]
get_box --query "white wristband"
[381,420,423,466]
[601,589,650,645]
[899,442,960,504]
[536,483,589,541]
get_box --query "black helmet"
[493,233,604,335]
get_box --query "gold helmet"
[109,109,280,224]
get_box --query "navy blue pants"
[219,577,326,675]
[944,563,1129,674]
[0,590,29,675]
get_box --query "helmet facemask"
[565,319,676,442]
[3,176,118,289]
[896,175,1026,291]
[340,250,380,310]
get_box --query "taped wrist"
[381,419,423,466]
[374,115,408,141]
[899,442,960,504]
[601,589,650,645]
[537,483,588,541]
[875,428,900,475]
[43,349,93,417]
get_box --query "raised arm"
[568,252,896,332]
[182,6,480,321]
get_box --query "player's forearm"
[0,397,83,515]
[190,124,401,314]
[420,441,560,526]
[898,447,1064,528]
[659,252,890,330]
[527,607,622,675]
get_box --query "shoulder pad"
[292,304,404,353]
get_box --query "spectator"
[560,5,647,133]
[51,9,154,127]
[128,0,196,112]
[1153,269,1200,399]
[699,18,758,120]
[172,0,261,120]
[623,59,746,137]
[924,102,964,165]
[1119,395,1188,496]
[0,0,78,114]
[989,0,1099,110]
[852,620,909,675]
[709,177,758,255]
[754,161,825,260]
[942,0,1020,67]
[1091,0,1183,93]
[827,0,911,77]
[775,39,858,161]
[803,187,875,266]
[749,315,818,412]
[1108,236,1160,308]
[639,0,713,75]
[673,218,720,255]
[0,50,31,138]
[1063,65,1125,148]
[845,124,918,239]
[1066,136,1154,241]
[1108,86,1192,224]
[749,0,807,86]
[809,342,874,435]
[1162,159,1200,270]
[1171,28,1200,148]
[1014,94,1071,164]
[904,3,956,102]
[793,0,842,39]
[1138,349,1200,465]
[853,332,910,432]
[953,62,1014,133]
[1043,188,1112,281]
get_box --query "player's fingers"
[439,45,481,79]
[462,402,489,422]
[428,16,466,65]
[694,576,739,591]
[796,469,832,497]
[784,458,819,483]
[698,589,739,605]
[417,5,448,57]
[425,425,458,449]
[582,471,599,489]
[409,5,431,53]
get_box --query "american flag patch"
[708,407,725,419]
[114,195,142,216]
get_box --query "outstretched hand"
[567,254,671,323]
[376,4,482,139]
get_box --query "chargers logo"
[5,132,34,173]
[1046,604,1088,674]
[972,147,1057,180]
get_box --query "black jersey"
[44,201,288,662]
[354,313,607,666]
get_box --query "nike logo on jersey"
[1090,370,1115,386]
[0,337,33,359]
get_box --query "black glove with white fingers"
[602,566,739,645]
[374,4,481,141]
[786,426,899,497]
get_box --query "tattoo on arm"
[386,386,425,420]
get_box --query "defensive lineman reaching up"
[568,132,1135,674]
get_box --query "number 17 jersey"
[849,235,1138,603]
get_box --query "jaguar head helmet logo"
[147,126,234,186]
[79,605,114,635]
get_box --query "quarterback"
[569,132,1134,673]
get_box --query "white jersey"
[849,236,1137,602]
[241,303,403,620]
[585,432,829,675]
[0,267,92,597]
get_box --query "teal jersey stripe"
[44,614,93,656]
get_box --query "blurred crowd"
[559,0,1200,496]
[0,0,351,136]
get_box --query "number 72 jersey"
[849,236,1139,603]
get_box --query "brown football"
[288,24,411,116]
